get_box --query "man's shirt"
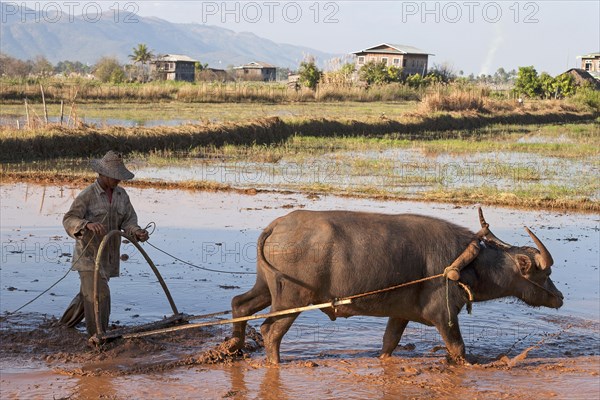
[63,180,141,277]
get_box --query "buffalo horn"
[477,207,512,250]
[524,226,554,269]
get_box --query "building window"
[358,56,365,64]
[381,57,388,65]
[584,60,592,71]
[393,58,400,65]
[402,59,407,67]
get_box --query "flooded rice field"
[1,183,599,399]
[133,148,599,199]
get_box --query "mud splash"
[1,313,263,377]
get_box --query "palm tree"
[129,43,153,82]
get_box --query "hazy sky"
[20,1,600,75]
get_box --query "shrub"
[93,57,125,83]
[298,58,322,90]
[359,61,403,85]
[570,87,600,112]
[514,66,541,98]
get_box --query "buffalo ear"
[515,254,533,275]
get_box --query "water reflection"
[258,367,286,400]
[227,363,249,398]
[75,375,118,399]
[226,363,287,400]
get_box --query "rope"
[503,249,563,301]
[342,273,445,301]
[140,221,256,275]
[4,216,105,316]
[144,241,257,275]
[446,277,453,327]
[6,267,72,315]
[97,272,475,341]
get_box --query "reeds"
[0,78,424,104]
[419,90,488,112]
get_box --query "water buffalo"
[230,208,563,364]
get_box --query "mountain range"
[0,3,337,68]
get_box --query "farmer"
[59,151,148,336]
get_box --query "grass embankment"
[1,110,596,162]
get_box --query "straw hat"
[90,151,135,180]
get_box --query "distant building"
[579,52,600,78]
[196,67,234,82]
[151,54,197,82]
[233,61,277,81]
[563,68,600,90]
[351,43,433,76]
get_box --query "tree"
[428,62,456,83]
[406,73,425,88]
[298,57,322,90]
[359,60,402,85]
[322,62,355,85]
[94,57,125,83]
[553,73,576,98]
[31,55,53,77]
[194,61,208,71]
[514,66,541,98]
[129,43,154,82]
[0,53,31,77]
[55,60,91,76]
[337,63,356,83]
[538,72,555,99]
[276,67,292,81]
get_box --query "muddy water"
[1,183,599,399]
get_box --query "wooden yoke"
[444,207,493,281]
[444,239,481,281]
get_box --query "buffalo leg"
[380,317,409,358]
[260,313,299,364]
[435,317,467,364]
[230,285,271,351]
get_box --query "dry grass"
[419,90,488,112]
[0,79,424,104]
[417,90,583,115]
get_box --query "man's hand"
[86,222,107,236]
[135,229,149,242]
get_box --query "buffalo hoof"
[224,337,244,352]
[446,355,471,366]
[379,353,393,360]
[265,357,281,365]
